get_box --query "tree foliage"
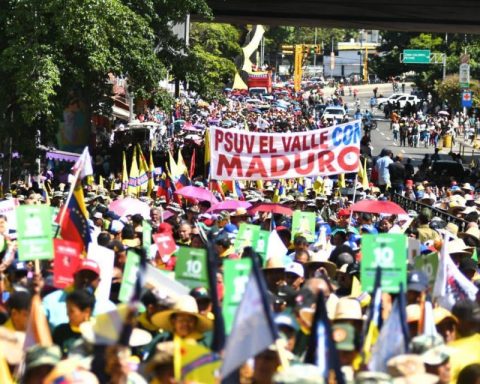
[0,0,209,161]
[187,23,241,98]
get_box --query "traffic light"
[314,45,321,54]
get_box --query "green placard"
[233,224,261,254]
[174,247,208,289]
[143,222,152,257]
[291,210,316,242]
[118,251,141,303]
[361,234,407,293]
[254,230,270,263]
[403,49,430,64]
[414,252,439,287]
[16,205,54,261]
[222,258,252,334]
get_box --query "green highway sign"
[403,49,431,64]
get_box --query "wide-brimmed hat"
[263,256,286,272]
[418,197,435,206]
[446,238,473,257]
[151,295,213,339]
[458,226,480,246]
[462,182,474,192]
[273,363,325,383]
[333,297,363,322]
[387,354,438,383]
[304,261,337,279]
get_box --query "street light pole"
[313,28,317,67]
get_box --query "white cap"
[93,212,103,219]
[285,262,304,278]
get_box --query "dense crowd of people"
[2,82,480,384]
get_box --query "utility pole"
[313,28,318,67]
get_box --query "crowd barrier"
[391,193,468,232]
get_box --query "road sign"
[460,63,470,88]
[402,49,431,64]
[462,90,473,108]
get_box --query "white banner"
[210,120,361,180]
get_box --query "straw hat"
[418,197,435,206]
[263,256,286,272]
[446,238,473,257]
[333,297,363,322]
[458,226,480,247]
[387,354,438,383]
[304,261,337,279]
[151,295,213,339]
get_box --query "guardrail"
[391,193,468,232]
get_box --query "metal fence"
[391,193,468,232]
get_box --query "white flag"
[266,230,287,261]
[72,146,93,179]
[221,272,276,378]
[433,238,478,310]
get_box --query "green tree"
[435,74,480,110]
[187,23,241,98]
[0,0,209,163]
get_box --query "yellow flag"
[148,148,155,196]
[122,151,128,195]
[128,146,139,196]
[244,119,250,132]
[204,129,211,165]
[99,175,104,189]
[256,179,263,191]
[351,275,362,297]
[173,336,220,382]
[137,144,149,192]
[338,173,346,188]
[177,150,188,176]
[362,157,369,190]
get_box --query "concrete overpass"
[200,0,480,33]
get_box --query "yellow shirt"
[448,333,480,383]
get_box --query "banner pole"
[349,174,359,224]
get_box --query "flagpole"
[349,173,359,224]
[55,161,83,235]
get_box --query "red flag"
[189,149,196,179]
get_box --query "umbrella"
[249,203,293,216]
[109,197,150,219]
[438,111,450,116]
[349,200,407,215]
[175,186,218,204]
[207,200,252,213]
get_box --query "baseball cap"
[25,345,62,370]
[338,208,351,217]
[285,262,304,278]
[190,287,211,301]
[76,259,100,275]
[407,270,429,292]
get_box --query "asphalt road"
[324,83,438,164]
